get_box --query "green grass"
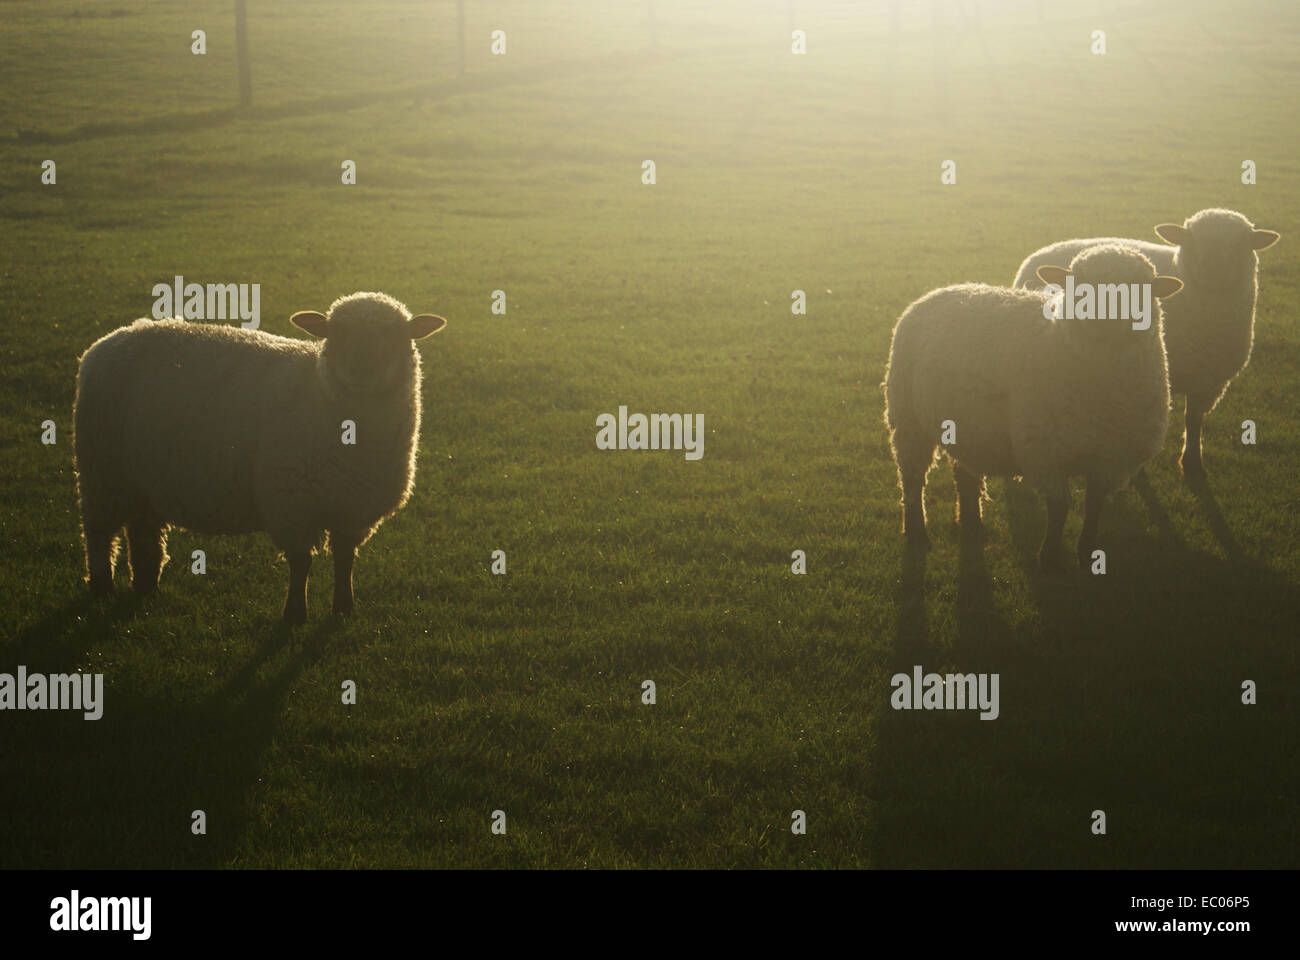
[0,0,1296,868]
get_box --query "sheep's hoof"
[332,600,354,618]
[132,581,158,597]
[1179,459,1207,487]
[282,604,308,627]
[959,519,986,544]
[88,578,114,597]
[904,528,931,552]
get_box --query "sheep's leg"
[329,530,361,617]
[1179,393,1213,483]
[953,461,984,539]
[126,519,168,595]
[1037,480,1069,572]
[283,548,311,626]
[893,434,933,548]
[1076,479,1107,568]
[83,521,120,596]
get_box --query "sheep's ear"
[1250,228,1280,250]
[290,311,330,338]
[1152,275,1183,299]
[1154,223,1189,246]
[1036,265,1070,287]
[408,314,447,339]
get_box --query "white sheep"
[1012,208,1280,482]
[883,245,1182,569]
[73,292,446,624]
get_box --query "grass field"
[0,0,1297,868]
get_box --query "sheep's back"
[1014,238,1176,288]
[77,320,318,533]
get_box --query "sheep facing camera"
[73,292,446,625]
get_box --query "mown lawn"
[0,0,1295,867]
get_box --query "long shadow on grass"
[894,541,929,655]
[873,519,1030,866]
[1131,468,1186,551]
[871,477,1299,867]
[1133,467,1241,558]
[1189,480,1244,559]
[0,596,327,867]
[999,479,1297,866]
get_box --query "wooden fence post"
[457,0,466,77]
[236,0,251,106]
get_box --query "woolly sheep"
[73,292,446,624]
[1012,209,1280,482]
[883,245,1182,569]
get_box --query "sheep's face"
[327,323,414,392]
[1155,209,1280,290]
[291,292,447,395]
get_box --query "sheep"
[1012,209,1280,483]
[883,245,1182,569]
[73,292,446,624]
